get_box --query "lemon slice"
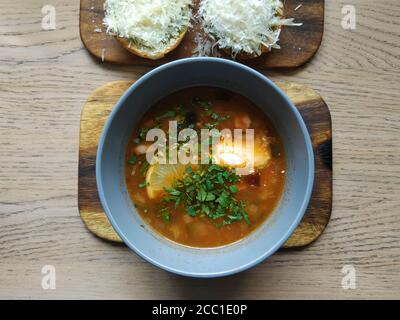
[145,163,186,200]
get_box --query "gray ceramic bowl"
[96,57,314,278]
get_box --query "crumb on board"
[192,33,221,58]
[94,28,102,33]
[294,4,302,11]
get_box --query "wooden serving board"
[79,0,324,69]
[78,80,332,248]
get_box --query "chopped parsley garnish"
[161,165,250,226]
[134,127,149,144]
[139,160,150,177]
[160,207,171,222]
[156,110,177,122]
[127,154,138,165]
[130,100,246,228]
[193,98,230,129]
[138,182,148,188]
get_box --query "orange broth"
[125,87,286,248]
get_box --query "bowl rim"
[96,57,315,278]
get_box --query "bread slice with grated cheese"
[198,0,302,59]
[104,0,192,60]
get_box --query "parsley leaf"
[127,154,137,165]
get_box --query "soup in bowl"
[126,87,286,248]
[97,58,314,277]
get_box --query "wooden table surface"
[1,0,399,299]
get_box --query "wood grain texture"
[78,81,332,248]
[1,0,400,299]
[79,0,324,68]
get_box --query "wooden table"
[0,0,399,299]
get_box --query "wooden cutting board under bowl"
[79,0,325,69]
[78,80,332,248]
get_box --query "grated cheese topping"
[104,0,192,55]
[198,0,302,57]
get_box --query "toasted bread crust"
[116,27,188,60]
